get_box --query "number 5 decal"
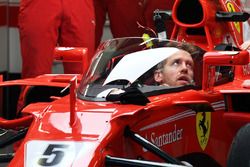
[38,144,69,166]
[25,141,93,167]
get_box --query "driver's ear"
[154,70,163,83]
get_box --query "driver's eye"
[172,60,180,66]
[186,62,194,69]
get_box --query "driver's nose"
[180,62,188,73]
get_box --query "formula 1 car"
[1,0,250,167]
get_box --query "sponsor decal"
[226,2,241,33]
[196,112,211,150]
[143,124,183,151]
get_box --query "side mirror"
[202,51,249,91]
[54,47,89,74]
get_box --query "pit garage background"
[0,0,113,77]
[0,0,112,119]
[1,0,249,80]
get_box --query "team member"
[94,0,175,48]
[240,40,250,50]
[241,39,250,88]
[19,0,95,78]
[240,0,250,44]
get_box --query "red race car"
[1,0,250,167]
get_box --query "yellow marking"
[196,112,211,150]
[142,33,153,48]
[226,2,241,33]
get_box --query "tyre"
[227,123,250,167]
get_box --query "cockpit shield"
[78,37,204,101]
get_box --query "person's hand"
[242,80,250,88]
[240,40,250,50]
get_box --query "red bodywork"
[1,0,250,167]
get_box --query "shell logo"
[196,112,211,150]
[226,2,241,33]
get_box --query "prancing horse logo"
[196,112,211,150]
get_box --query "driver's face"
[154,50,194,86]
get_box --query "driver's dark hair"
[156,42,201,70]
[166,41,203,57]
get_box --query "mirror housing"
[202,51,249,91]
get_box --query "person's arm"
[240,40,250,88]
[240,40,250,50]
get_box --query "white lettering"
[149,124,183,148]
